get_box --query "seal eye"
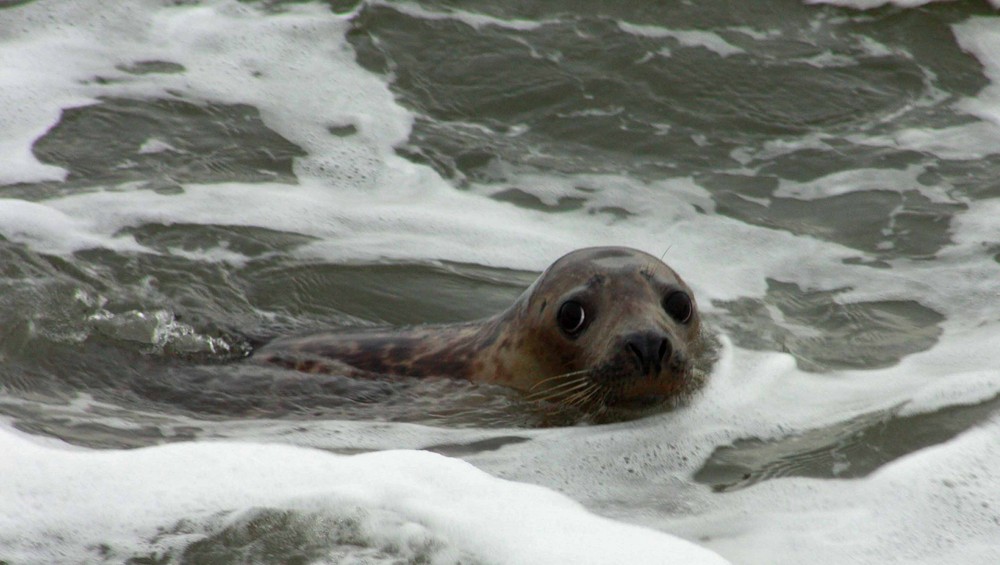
[663,291,693,324]
[557,301,587,336]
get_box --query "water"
[1,0,999,563]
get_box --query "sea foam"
[0,425,729,564]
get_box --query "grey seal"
[254,246,705,409]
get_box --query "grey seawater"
[2,0,1000,561]
[345,0,1000,480]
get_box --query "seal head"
[254,246,704,410]
[489,246,703,409]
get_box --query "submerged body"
[255,247,705,409]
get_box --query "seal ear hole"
[557,300,588,336]
[663,291,693,324]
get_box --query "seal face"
[254,246,705,410]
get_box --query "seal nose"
[624,331,672,375]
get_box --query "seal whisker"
[545,375,587,390]
[575,382,604,408]
[564,386,593,407]
[525,377,591,401]
[525,374,601,404]
[599,385,612,406]
[525,377,589,400]
[535,375,591,393]
[581,383,603,406]
[527,369,592,392]
[560,378,599,404]
[568,382,604,409]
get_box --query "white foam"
[954,16,1000,126]
[137,138,177,155]
[0,29,97,184]
[0,0,408,189]
[731,132,835,165]
[773,165,935,200]
[374,0,555,32]
[18,168,884,307]
[0,199,145,255]
[0,425,728,564]
[617,22,746,57]
[849,121,1000,160]
[676,417,1000,565]
[804,0,998,8]
[828,19,1000,152]
[454,325,1000,565]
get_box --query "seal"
[254,246,705,409]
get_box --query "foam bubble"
[804,0,966,8]
[0,199,145,254]
[0,0,408,189]
[954,16,1000,125]
[374,0,555,31]
[0,28,99,184]
[849,121,1000,160]
[0,425,728,564]
[773,164,963,205]
[682,418,1000,565]
[617,22,746,57]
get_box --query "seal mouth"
[600,372,689,408]
[527,364,692,412]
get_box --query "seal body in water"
[254,246,705,409]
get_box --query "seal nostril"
[624,332,671,375]
[658,338,671,365]
[626,342,643,368]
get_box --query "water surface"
[1,0,999,563]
